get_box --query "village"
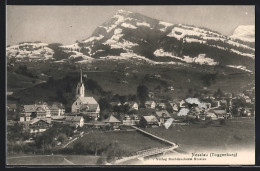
[7,67,255,147]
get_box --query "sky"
[6,5,255,46]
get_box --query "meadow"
[67,130,168,155]
[144,117,255,152]
[6,155,99,165]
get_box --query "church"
[71,69,100,120]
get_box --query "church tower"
[76,68,85,98]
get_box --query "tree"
[56,90,67,104]
[214,88,224,99]
[98,98,111,111]
[96,155,107,165]
[7,123,25,142]
[57,133,67,143]
[73,141,85,154]
[139,117,147,128]
[65,82,72,93]
[118,96,127,104]
[137,85,149,107]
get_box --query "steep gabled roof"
[155,110,171,118]
[65,116,83,122]
[145,101,155,105]
[124,101,138,107]
[104,115,121,123]
[142,115,159,123]
[30,118,51,125]
[213,110,227,115]
[23,104,49,113]
[78,97,98,104]
[23,105,37,113]
[7,104,17,109]
[50,102,65,110]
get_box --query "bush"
[202,120,214,128]
[96,155,107,165]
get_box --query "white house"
[64,116,84,128]
[206,112,218,120]
[124,102,139,111]
[179,100,186,108]
[145,101,156,109]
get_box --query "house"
[7,104,17,112]
[110,101,122,107]
[139,116,159,128]
[242,108,252,116]
[145,101,156,109]
[211,100,220,108]
[72,97,100,119]
[169,102,179,112]
[51,115,66,123]
[204,103,211,109]
[168,86,174,91]
[137,108,156,116]
[71,69,100,120]
[198,109,207,120]
[85,120,106,129]
[213,110,229,119]
[124,101,138,111]
[188,106,201,118]
[64,116,84,128]
[220,99,227,107]
[179,100,186,108]
[157,103,166,110]
[20,105,37,121]
[7,91,13,96]
[122,115,138,126]
[28,118,52,134]
[49,103,65,116]
[20,103,51,122]
[155,110,172,126]
[148,92,154,98]
[103,115,121,129]
[36,106,51,118]
[245,97,252,104]
[206,112,218,120]
[151,74,161,79]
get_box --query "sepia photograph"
[6,5,255,165]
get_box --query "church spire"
[80,67,82,83]
[76,67,85,99]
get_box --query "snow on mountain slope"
[56,9,254,73]
[230,25,255,42]
[153,49,218,66]
[136,22,150,27]
[83,35,104,43]
[6,42,54,61]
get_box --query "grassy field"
[7,72,44,93]
[67,130,167,155]
[6,155,99,165]
[8,59,254,107]
[143,117,255,152]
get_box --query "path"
[131,126,177,146]
[113,126,179,164]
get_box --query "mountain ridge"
[6,9,255,74]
